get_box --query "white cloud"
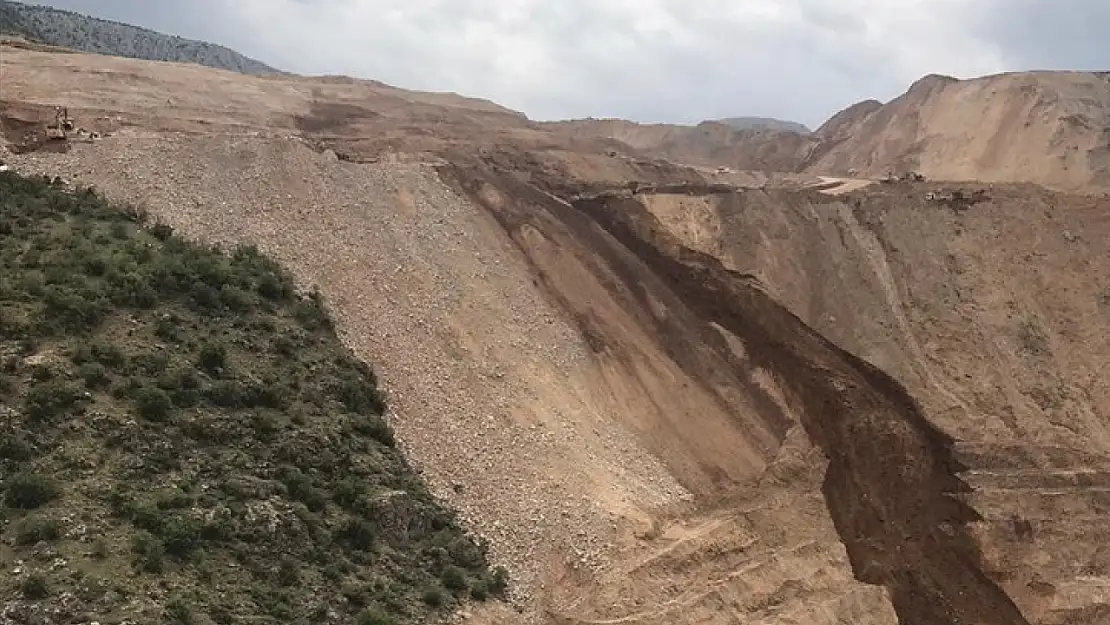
[37,0,1105,128]
[215,0,1006,127]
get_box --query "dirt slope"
[550,72,1110,192]
[3,44,1110,625]
[635,182,1110,624]
[545,118,810,173]
[803,72,1110,189]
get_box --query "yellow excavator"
[44,106,74,140]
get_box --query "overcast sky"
[35,0,1110,129]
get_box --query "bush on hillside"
[0,171,507,623]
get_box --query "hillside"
[716,116,811,134]
[800,72,1110,188]
[0,0,280,75]
[554,73,1110,191]
[0,172,505,624]
[2,41,1109,625]
[546,118,811,173]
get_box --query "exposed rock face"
[803,72,1110,189]
[552,72,1110,191]
[631,183,1110,625]
[3,41,1110,625]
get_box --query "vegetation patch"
[0,172,506,623]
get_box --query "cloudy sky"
[36,0,1109,129]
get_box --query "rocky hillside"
[0,0,280,75]
[0,171,505,624]
[555,73,1110,191]
[546,118,811,173]
[716,116,811,134]
[3,41,1109,625]
[801,72,1110,188]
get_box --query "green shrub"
[154,314,182,342]
[160,515,203,559]
[164,597,194,625]
[274,463,316,495]
[337,518,377,552]
[441,565,468,593]
[487,566,509,596]
[470,579,489,601]
[277,557,301,587]
[149,223,174,241]
[20,573,50,599]
[197,342,227,375]
[90,341,126,368]
[331,478,365,510]
[358,608,396,625]
[219,285,254,312]
[132,531,166,573]
[13,514,62,545]
[256,272,289,301]
[40,284,108,332]
[133,386,173,421]
[0,432,36,463]
[109,221,130,240]
[422,586,445,608]
[24,380,84,423]
[4,473,59,509]
[249,411,281,443]
[271,335,296,357]
[209,605,234,625]
[240,381,289,410]
[28,363,54,381]
[205,380,244,408]
[133,350,170,376]
[91,537,109,559]
[351,414,395,447]
[333,375,385,416]
[78,362,111,389]
[293,290,332,331]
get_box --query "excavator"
[44,106,73,140]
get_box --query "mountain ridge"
[715,116,811,134]
[803,70,1110,187]
[0,0,281,75]
[557,71,1110,190]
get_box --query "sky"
[33,0,1110,130]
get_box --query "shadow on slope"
[439,162,1031,625]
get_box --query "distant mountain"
[547,118,811,173]
[715,116,811,135]
[800,71,1110,188]
[0,0,281,76]
[555,71,1110,190]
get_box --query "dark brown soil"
[443,161,1032,625]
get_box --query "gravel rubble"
[4,134,687,621]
